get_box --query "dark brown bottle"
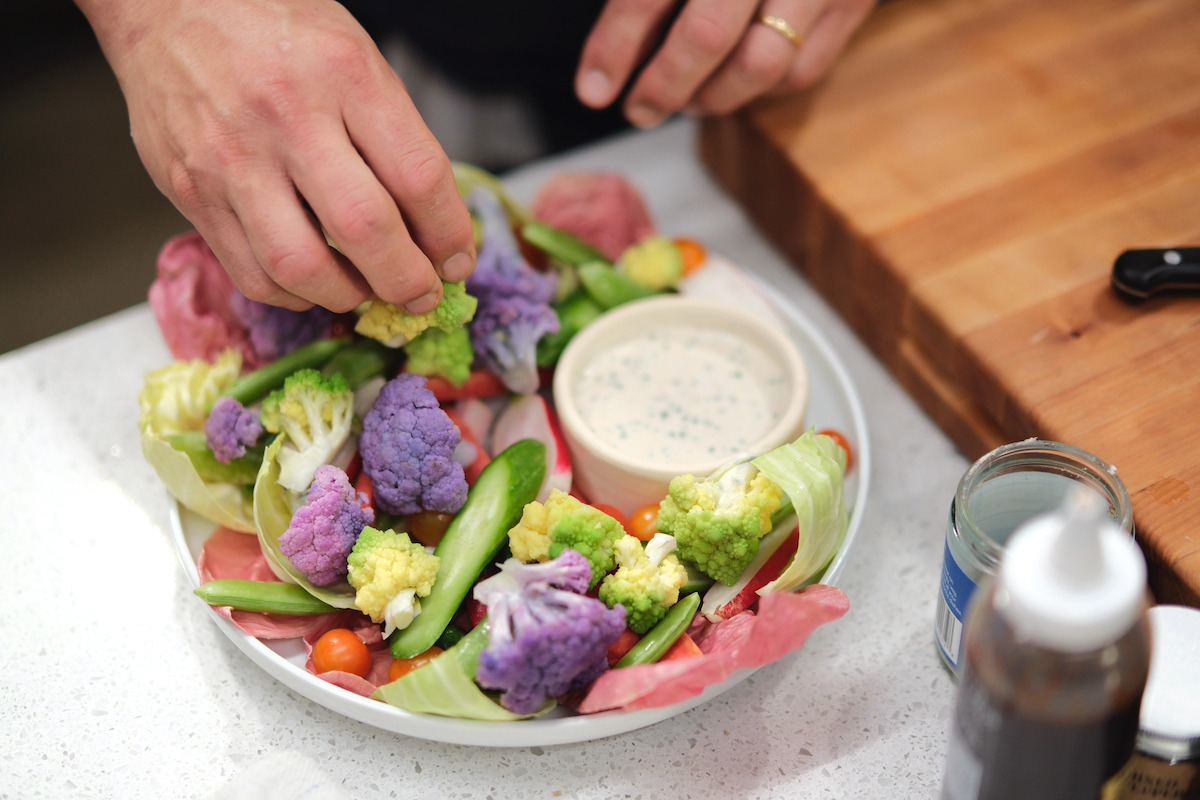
[941,490,1152,800]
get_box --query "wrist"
[73,0,173,73]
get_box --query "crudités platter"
[168,258,870,747]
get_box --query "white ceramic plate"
[168,256,871,747]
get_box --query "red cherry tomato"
[628,504,660,542]
[408,510,454,548]
[312,629,371,678]
[816,428,855,473]
[388,647,443,682]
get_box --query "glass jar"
[934,439,1133,674]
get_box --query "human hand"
[574,0,877,128]
[77,0,475,313]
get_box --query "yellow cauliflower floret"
[354,281,477,347]
[347,527,440,635]
[507,489,580,563]
[507,488,624,586]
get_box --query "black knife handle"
[1111,247,1200,301]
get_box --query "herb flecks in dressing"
[573,326,789,466]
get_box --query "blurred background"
[1,0,187,354]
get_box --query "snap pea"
[194,579,338,615]
[221,337,350,406]
[576,261,659,309]
[535,289,606,367]
[521,221,609,266]
[320,338,402,389]
[615,592,701,668]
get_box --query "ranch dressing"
[571,324,790,466]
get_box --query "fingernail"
[578,69,612,107]
[441,251,475,282]
[627,103,664,129]
[404,290,441,315]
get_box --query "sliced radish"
[701,521,799,622]
[444,406,492,485]
[679,253,785,327]
[450,397,497,454]
[491,393,572,502]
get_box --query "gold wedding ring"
[756,14,802,47]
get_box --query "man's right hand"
[77,0,476,313]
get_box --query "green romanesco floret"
[598,534,689,634]
[656,460,784,586]
[508,488,624,587]
[259,368,354,493]
[347,526,440,637]
[616,236,684,291]
[355,281,478,347]
[402,326,474,386]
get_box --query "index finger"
[344,73,477,286]
[575,0,681,111]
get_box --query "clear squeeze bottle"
[941,488,1152,800]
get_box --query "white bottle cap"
[998,487,1146,652]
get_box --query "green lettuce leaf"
[138,350,255,532]
[751,429,848,593]
[252,435,358,608]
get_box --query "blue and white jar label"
[936,540,978,670]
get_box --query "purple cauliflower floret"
[473,549,627,715]
[229,290,334,362]
[204,396,264,463]
[358,373,468,515]
[469,297,559,396]
[465,188,559,394]
[278,464,375,586]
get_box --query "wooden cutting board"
[699,0,1200,605]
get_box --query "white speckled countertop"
[0,119,965,800]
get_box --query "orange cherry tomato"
[408,510,454,548]
[673,237,708,275]
[589,502,629,532]
[388,647,444,682]
[816,428,855,473]
[312,628,372,678]
[628,504,661,542]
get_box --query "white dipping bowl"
[553,295,809,516]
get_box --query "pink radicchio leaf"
[148,232,259,367]
[196,527,353,640]
[577,584,849,714]
[530,173,656,262]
